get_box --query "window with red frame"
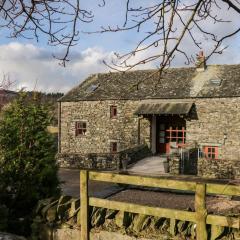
[110,142,118,153]
[110,106,117,118]
[204,146,218,159]
[75,121,87,136]
[165,126,186,145]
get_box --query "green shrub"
[0,92,60,235]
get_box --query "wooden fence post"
[80,170,89,240]
[195,183,207,240]
[170,218,176,236]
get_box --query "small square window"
[110,142,118,153]
[110,106,117,118]
[204,146,218,160]
[75,121,87,136]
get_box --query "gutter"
[58,95,240,103]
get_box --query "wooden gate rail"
[80,170,240,240]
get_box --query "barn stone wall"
[59,100,150,154]
[58,100,151,169]
[187,97,240,161]
[59,97,240,178]
[186,97,240,179]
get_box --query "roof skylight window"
[86,84,99,93]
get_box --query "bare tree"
[92,0,240,72]
[0,73,17,110]
[0,0,93,65]
[0,73,15,90]
[1,1,239,71]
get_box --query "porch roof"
[134,102,193,115]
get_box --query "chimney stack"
[195,51,206,71]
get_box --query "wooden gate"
[80,170,240,240]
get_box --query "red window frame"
[110,106,117,118]
[165,126,186,146]
[204,146,218,160]
[75,121,87,136]
[110,142,118,153]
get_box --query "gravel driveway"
[59,168,240,215]
[59,168,122,198]
[109,188,240,215]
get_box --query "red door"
[158,124,186,154]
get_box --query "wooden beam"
[80,170,89,240]
[89,197,197,222]
[207,215,240,229]
[195,183,207,240]
[89,172,196,192]
[88,197,240,229]
[89,171,240,197]
[207,183,240,197]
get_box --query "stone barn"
[57,56,240,179]
[0,89,17,110]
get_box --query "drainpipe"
[58,101,61,153]
[137,116,141,145]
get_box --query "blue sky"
[0,0,239,93]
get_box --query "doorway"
[156,116,186,154]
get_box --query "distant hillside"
[26,91,64,126]
[0,91,63,125]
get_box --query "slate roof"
[0,89,18,95]
[134,102,193,115]
[59,64,240,102]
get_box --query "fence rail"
[80,170,240,240]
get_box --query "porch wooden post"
[80,170,89,240]
[195,183,207,240]
[151,115,157,154]
[137,117,141,145]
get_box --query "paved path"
[127,155,169,175]
[59,168,122,198]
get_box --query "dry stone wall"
[57,144,151,170]
[32,196,240,240]
[168,156,180,175]
[198,158,240,179]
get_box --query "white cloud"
[0,37,239,94]
[0,42,115,93]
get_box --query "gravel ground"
[109,189,240,215]
[59,168,122,198]
[59,168,240,215]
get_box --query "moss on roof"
[59,64,240,102]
